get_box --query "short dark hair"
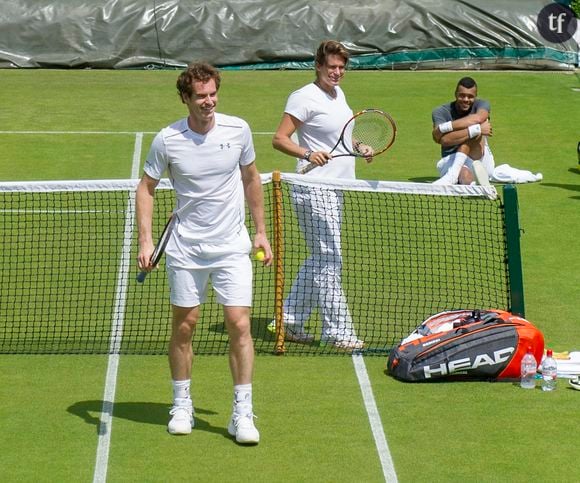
[176,62,221,100]
[456,76,477,90]
[315,40,350,67]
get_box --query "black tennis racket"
[299,109,397,175]
[136,201,191,283]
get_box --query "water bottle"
[520,346,537,389]
[541,349,557,392]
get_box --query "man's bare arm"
[432,108,490,145]
[135,173,159,271]
[240,162,273,266]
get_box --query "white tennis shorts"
[167,253,252,307]
[437,144,495,177]
[165,229,253,308]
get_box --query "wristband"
[468,124,481,139]
[303,150,312,161]
[438,121,453,134]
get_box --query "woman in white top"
[272,40,364,351]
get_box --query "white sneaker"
[168,405,194,435]
[334,337,365,351]
[267,320,314,344]
[228,412,260,444]
[285,326,315,344]
[321,335,365,352]
[569,377,580,391]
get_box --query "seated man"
[431,77,494,185]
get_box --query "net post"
[503,184,525,317]
[272,170,286,354]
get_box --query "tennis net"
[0,173,519,355]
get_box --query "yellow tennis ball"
[255,248,266,261]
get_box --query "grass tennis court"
[1,69,580,482]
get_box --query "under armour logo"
[235,391,250,403]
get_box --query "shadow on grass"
[408,176,438,183]
[383,369,519,384]
[67,400,230,438]
[541,176,580,200]
[206,317,275,340]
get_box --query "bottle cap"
[547,349,553,357]
[527,345,532,352]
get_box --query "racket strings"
[351,113,394,155]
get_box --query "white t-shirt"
[144,113,255,245]
[285,83,355,179]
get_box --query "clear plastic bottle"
[520,346,537,389]
[541,349,557,392]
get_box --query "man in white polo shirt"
[136,62,271,444]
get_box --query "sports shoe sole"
[333,341,365,352]
[168,425,193,435]
[167,419,194,435]
[228,420,260,444]
[168,406,194,435]
[267,320,314,344]
[285,330,315,344]
[321,338,365,352]
[568,378,580,391]
[472,160,490,186]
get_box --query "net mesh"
[0,175,511,355]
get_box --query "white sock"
[434,152,468,184]
[233,384,253,414]
[172,379,192,407]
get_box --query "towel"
[491,163,543,183]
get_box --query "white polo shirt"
[285,83,355,179]
[144,113,255,246]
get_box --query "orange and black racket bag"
[387,310,544,382]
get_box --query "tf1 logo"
[537,2,578,43]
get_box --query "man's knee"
[458,166,475,185]
[172,307,199,341]
[458,138,483,160]
[225,308,251,336]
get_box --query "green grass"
[1,69,580,482]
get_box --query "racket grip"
[136,271,148,283]
[298,162,316,175]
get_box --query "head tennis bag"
[387,310,544,382]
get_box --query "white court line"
[352,354,398,483]
[0,130,155,135]
[0,130,275,135]
[0,210,119,214]
[92,132,143,483]
[131,132,143,179]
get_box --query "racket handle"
[298,162,317,175]
[136,271,148,283]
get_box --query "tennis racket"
[136,201,191,283]
[298,109,396,175]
